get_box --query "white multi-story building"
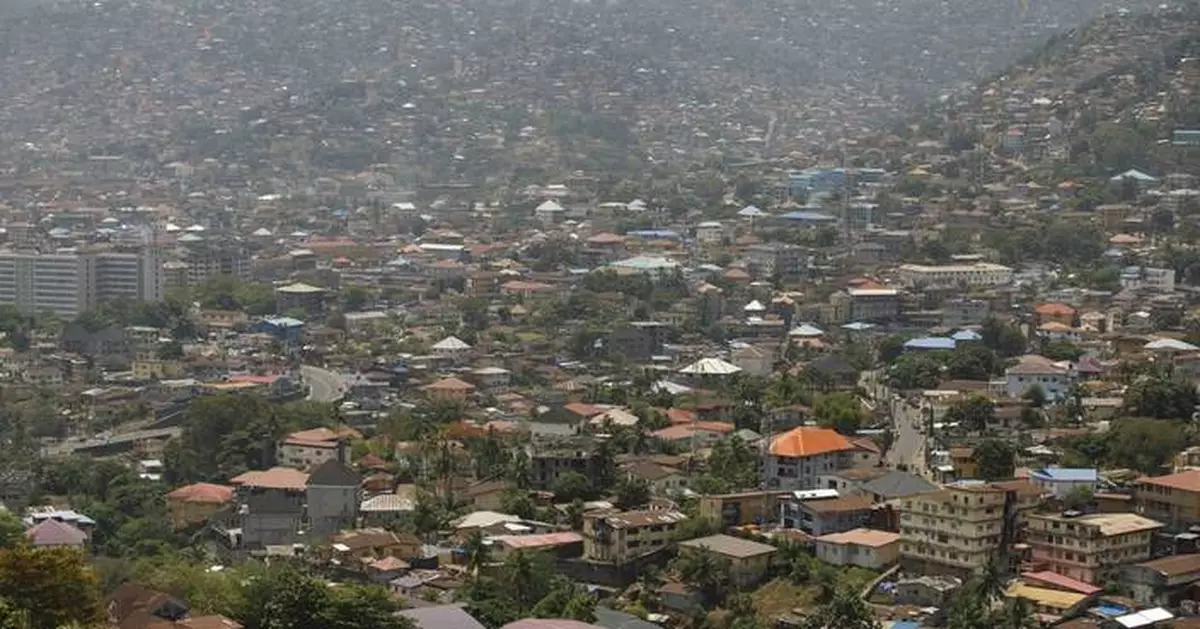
[763,427,860,491]
[896,262,1014,290]
[0,248,164,318]
[1005,354,1073,400]
[1120,266,1176,293]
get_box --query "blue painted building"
[249,317,305,343]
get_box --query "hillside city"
[1,2,1200,629]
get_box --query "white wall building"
[896,262,1014,290]
[1004,354,1072,400]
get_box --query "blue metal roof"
[904,337,956,350]
[1030,468,1098,482]
[627,229,680,239]
[951,330,982,341]
[780,211,837,222]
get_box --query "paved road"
[301,364,346,402]
[887,398,929,477]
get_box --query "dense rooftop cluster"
[0,4,1199,629]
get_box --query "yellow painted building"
[582,510,688,565]
[1135,470,1200,530]
[899,481,1041,580]
[1026,512,1162,584]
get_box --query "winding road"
[301,364,346,402]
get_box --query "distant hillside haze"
[0,0,1164,162]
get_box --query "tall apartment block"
[898,480,1041,580]
[163,241,251,290]
[0,248,164,318]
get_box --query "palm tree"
[995,596,1038,629]
[671,551,730,606]
[972,557,1008,604]
[463,530,492,577]
[508,448,532,489]
[635,564,665,608]
[803,587,881,629]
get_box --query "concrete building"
[677,534,777,587]
[1028,468,1099,500]
[276,282,326,315]
[277,428,354,470]
[606,322,668,361]
[1135,470,1200,530]
[306,458,362,538]
[582,510,688,565]
[815,529,901,570]
[1026,512,1162,584]
[744,243,807,280]
[896,262,1013,290]
[763,427,858,491]
[1005,354,1073,400]
[227,467,310,549]
[941,299,991,328]
[698,491,789,528]
[0,248,163,317]
[176,241,251,286]
[529,441,605,491]
[899,481,1041,580]
[1125,554,1200,608]
[165,483,234,530]
[846,288,901,322]
[781,493,875,535]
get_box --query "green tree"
[1124,376,1199,419]
[1023,384,1047,408]
[165,394,299,482]
[946,591,988,629]
[0,546,102,629]
[530,581,597,623]
[463,531,492,577]
[813,393,865,435]
[878,335,907,365]
[1062,485,1094,511]
[1042,341,1084,361]
[614,477,651,509]
[945,346,1002,380]
[801,587,881,629]
[500,489,538,521]
[974,439,1016,480]
[995,596,1037,629]
[238,564,411,629]
[944,396,995,433]
[981,318,1026,357]
[0,512,24,550]
[552,471,593,502]
[888,354,944,390]
[671,550,731,606]
[1106,418,1187,474]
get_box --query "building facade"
[1026,512,1162,584]
[896,262,1014,290]
[582,510,688,565]
[763,427,858,491]
[1135,470,1200,530]
[0,248,163,317]
[899,481,1040,580]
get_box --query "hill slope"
[0,0,1165,180]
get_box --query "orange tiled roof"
[666,408,698,425]
[422,377,476,391]
[230,467,309,490]
[1139,469,1200,493]
[1035,302,1076,316]
[769,427,854,458]
[167,482,234,504]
